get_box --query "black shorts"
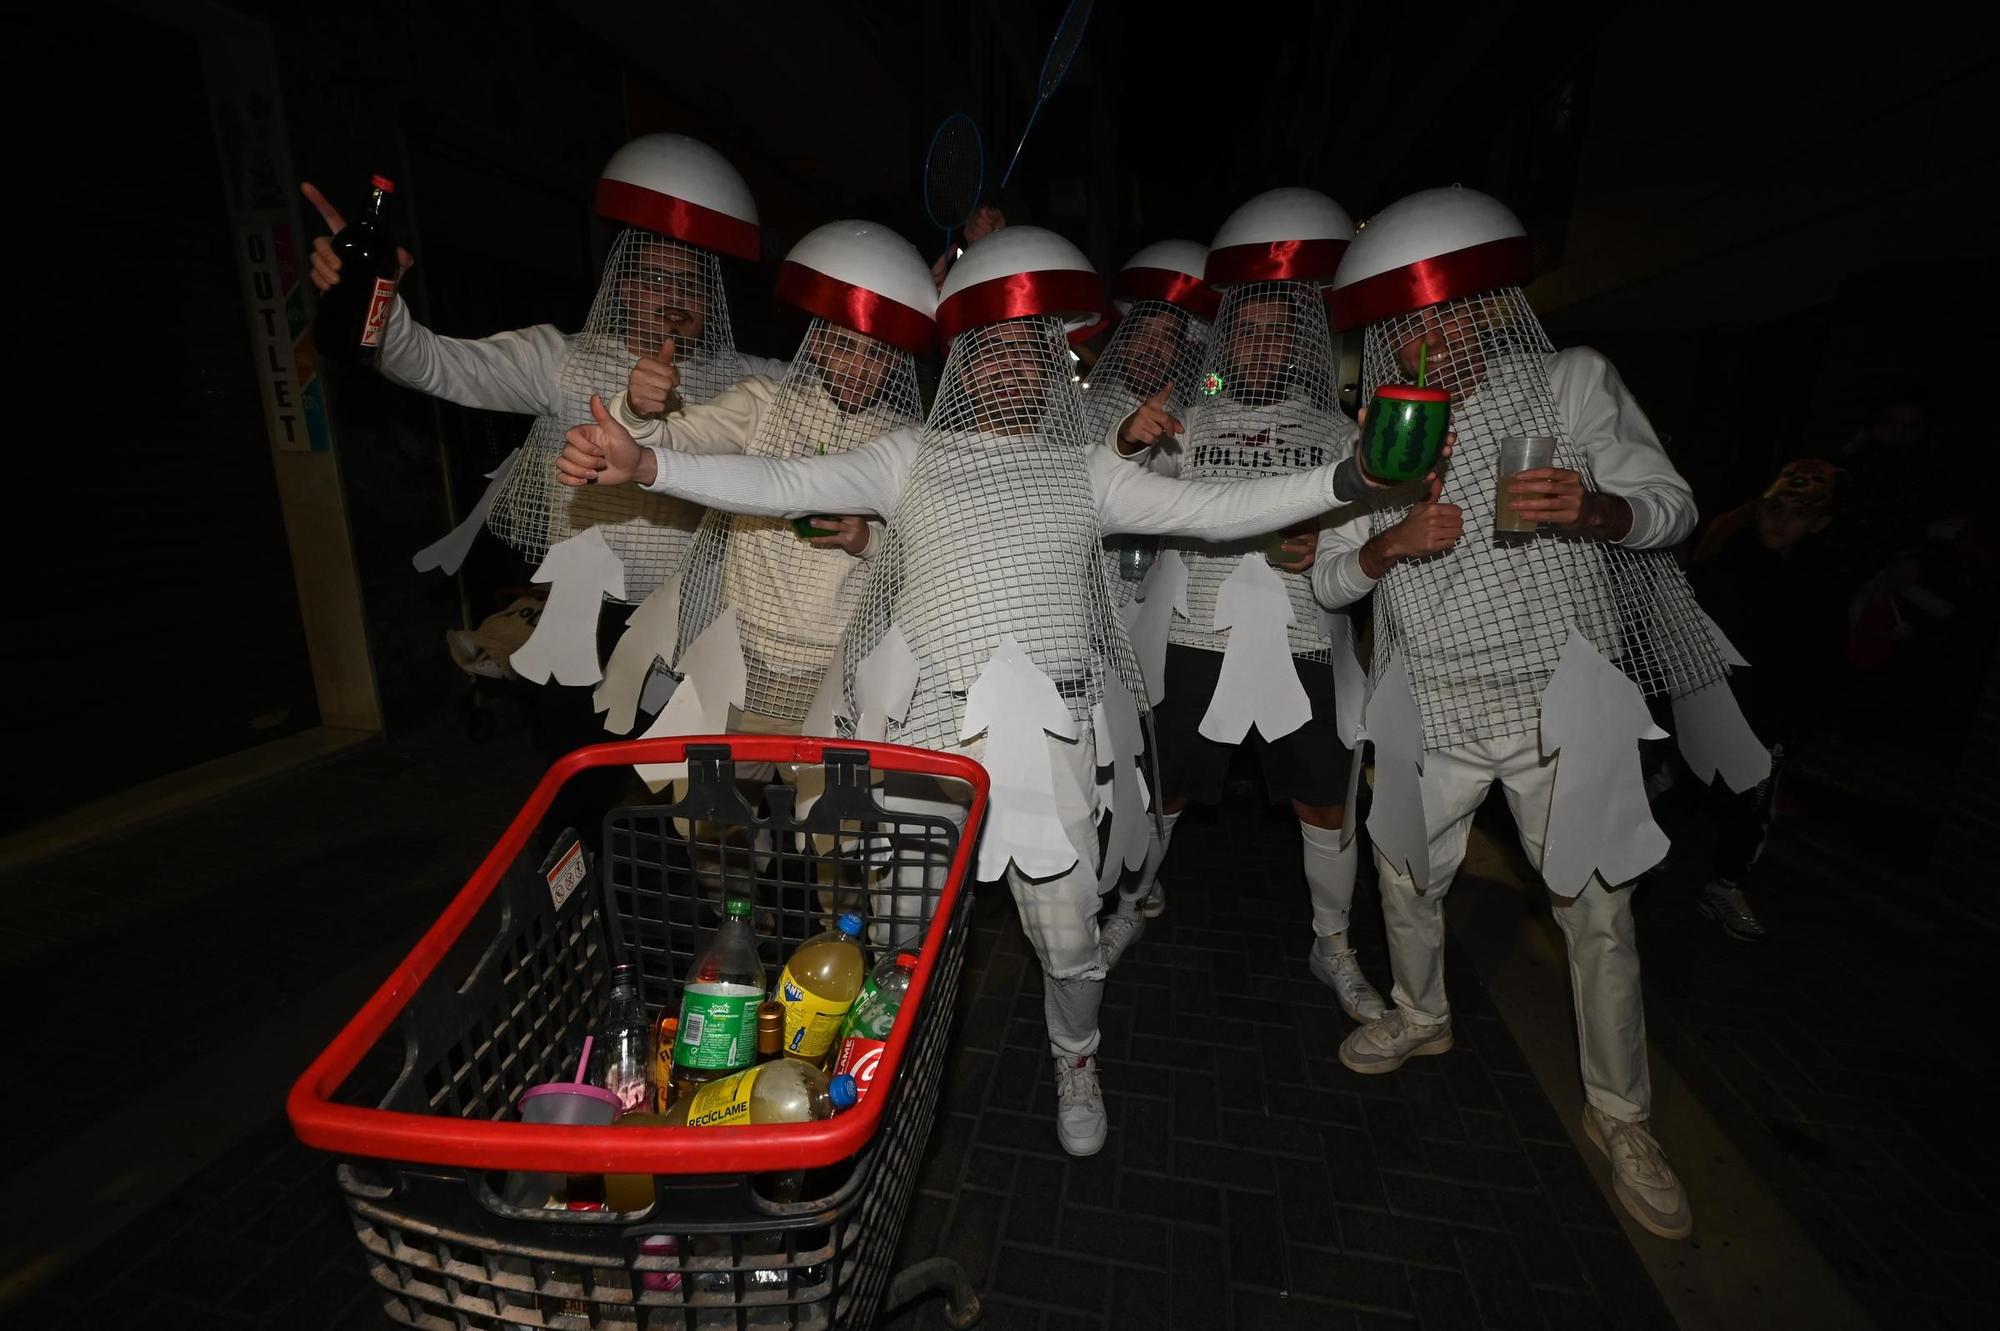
[1154,643,1353,807]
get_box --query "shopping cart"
[289,736,989,1330]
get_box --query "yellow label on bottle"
[777,966,856,1061]
[681,1066,760,1128]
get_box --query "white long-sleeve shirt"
[613,376,892,551]
[614,378,783,456]
[640,426,1353,539]
[374,296,788,415]
[611,378,898,701]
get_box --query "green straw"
[1417,341,1428,389]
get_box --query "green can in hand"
[792,515,836,541]
[1360,385,1452,485]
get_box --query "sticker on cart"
[545,842,588,912]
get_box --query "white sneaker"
[1054,1055,1108,1157]
[1697,881,1769,942]
[1338,1009,1453,1075]
[1098,912,1146,970]
[1308,935,1386,1023]
[1136,878,1166,919]
[1582,1106,1693,1240]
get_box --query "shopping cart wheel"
[883,1256,982,1328]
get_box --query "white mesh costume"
[644,324,923,721]
[1312,188,1743,1150]
[1335,292,1724,749]
[617,227,1358,1097]
[625,342,1360,1063]
[485,230,751,600]
[1079,306,1208,452]
[839,317,1146,750]
[1168,281,1353,663]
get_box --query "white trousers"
[1374,732,1652,1123]
[880,732,1108,1059]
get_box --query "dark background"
[7,0,1996,828]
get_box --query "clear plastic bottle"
[672,899,766,1092]
[592,963,652,1114]
[775,912,868,1066]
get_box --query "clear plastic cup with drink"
[1495,436,1557,533]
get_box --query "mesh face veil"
[1358,286,1727,749]
[673,319,923,722]
[1080,300,1210,442]
[1082,300,1211,599]
[837,315,1147,750]
[487,230,746,599]
[1168,281,1350,661]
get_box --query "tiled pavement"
[6,710,1997,1328]
[877,798,1669,1331]
[1632,752,2000,1331]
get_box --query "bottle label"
[778,967,856,1061]
[675,985,760,1071]
[360,276,397,347]
[651,1020,675,1094]
[835,976,880,1045]
[682,1066,760,1128]
[833,1036,886,1103]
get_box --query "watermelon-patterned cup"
[1359,385,1452,485]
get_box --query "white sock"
[1300,819,1357,938]
[1121,809,1182,914]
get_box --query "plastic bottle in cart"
[776,912,867,1066]
[592,964,653,1113]
[832,952,918,1105]
[836,950,918,1044]
[662,1059,858,1128]
[672,899,766,1094]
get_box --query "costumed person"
[1315,185,1769,1240]
[1100,191,1380,1033]
[308,133,780,610]
[590,221,935,905]
[595,220,934,744]
[557,226,1372,1157]
[1074,240,1216,950]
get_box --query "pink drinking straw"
[574,1035,594,1084]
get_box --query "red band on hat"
[1112,267,1221,322]
[775,262,936,357]
[594,178,762,261]
[1204,238,1349,287]
[1325,236,1533,332]
[936,269,1107,344]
